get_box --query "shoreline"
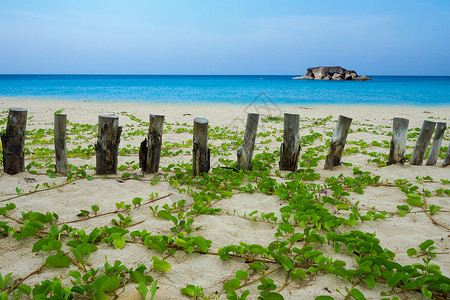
[2,97,449,129]
[2,96,450,108]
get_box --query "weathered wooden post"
[54,114,69,174]
[1,108,28,175]
[426,122,447,166]
[279,113,301,172]
[443,141,450,167]
[410,120,436,165]
[193,116,210,176]
[95,114,122,175]
[237,113,259,171]
[388,117,409,165]
[324,115,352,170]
[139,114,164,173]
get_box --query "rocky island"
[293,66,371,81]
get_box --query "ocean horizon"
[1,74,449,106]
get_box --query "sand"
[0,97,449,299]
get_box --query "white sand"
[0,98,449,299]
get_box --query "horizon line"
[1,73,450,77]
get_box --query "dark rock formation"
[293,66,371,81]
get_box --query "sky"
[0,0,449,75]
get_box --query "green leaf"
[261,292,284,299]
[249,210,258,216]
[0,292,8,300]
[152,256,171,272]
[130,270,147,285]
[93,275,120,293]
[132,197,143,206]
[334,243,341,253]
[278,222,294,234]
[46,239,62,251]
[364,274,375,288]
[315,297,334,300]
[194,236,209,253]
[223,279,240,291]
[49,225,59,238]
[290,233,304,243]
[407,248,418,256]
[45,254,70,268]
[32,238,51,252]
[429,205,441,215]
[69,270,81,285]
[94,291,109,300]
[91,204,99,212]
[387,272,404,287]
[0,273,12,290]
[406,193,424,207]
[77,210,90,217]
[419,239,434,251]
[18,284,32,296]
[333,260,346,267]
[336,204,350,211]
[290,269,307,279]
[157,210,178,225]
[14,226,38,240]
[150,280,158,300]
[236,270,249,280]
[113,235,126,249]
[180,285,195,296]
[280,256,294,271]
[406,198,424,207]
[354,187,364,194]
[136,282,149,299]
[99,277,120,292]
[349,288,366,300]
[249,261,263,271]
[171,179,179,188]
[421,286,432,298]
[77,243,98,255]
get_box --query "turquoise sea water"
[0,75,449,106]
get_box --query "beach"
[0,98,449,299]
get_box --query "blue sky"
[0,0,449,75]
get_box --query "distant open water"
[0,75,449,106]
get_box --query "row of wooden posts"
[1,108,449,176]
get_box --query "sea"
[0,75,449,106]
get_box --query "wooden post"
[388,117,409,165]
[279,113,301,171]
[139,114,164,173]
[54,114,69,174]
[1,108,27,175]
[324,115,352,170]
[193,116,210,176]
[443,141,450,167]
[410,120,436,165]
[95,114,122,175]
[426,122,447,166]
[237,113,259,171]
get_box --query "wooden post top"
[9,107,28,112]
[422,120,435,126]
[393,117,409,122]
[99,114,118,119]
[194,116,208,124]
[338,115,352,120]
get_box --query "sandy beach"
[0,98,449,299]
